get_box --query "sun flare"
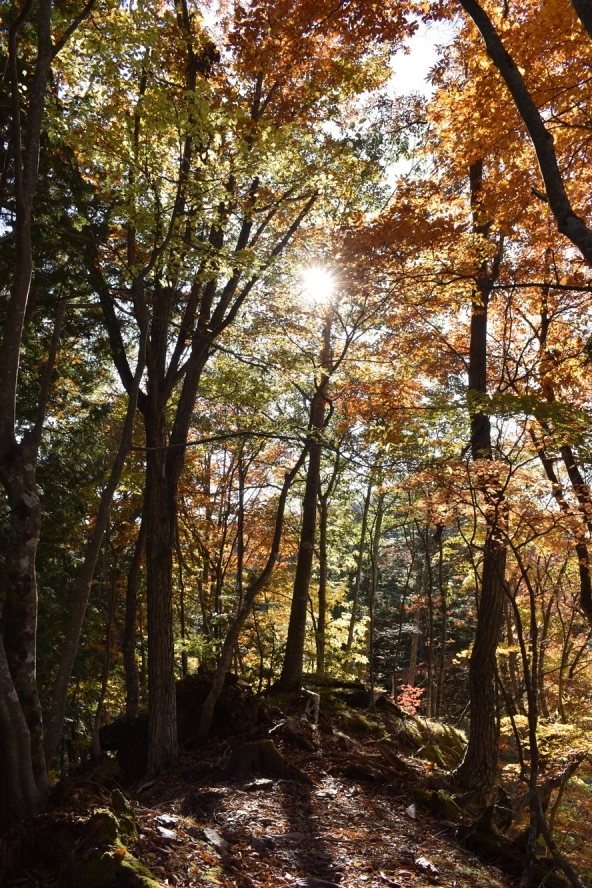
[300,265,336,304]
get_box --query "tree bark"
[92,542,117,760]
[143,400,180,773]
[278,308,333,691]
[0,0,61,825]
[456,534,506,790]
[278,425,323,690]
[316,493,328,675]
[315,448,340,675]
[123,509,146,721]
[368,496,384,700]
[346,480,372,652]
[454,160,506,792]
[43,318,148,767]
[196,449,307,743]
[458,0,592,266]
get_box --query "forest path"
[126,731,511,888]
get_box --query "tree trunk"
[0,641,44,832]
[316,493,328,675]
[175,516,188,678]
[278,308,332,691]
[435,526,447,719]
[456,535,506,790]
[144,404,179,773]
[1,445,47,800]
[123,509,146,721]
[454,159,506,792]
[196,450,307,742]
[92,544,117,760]
[0,0,92,827]
[368,496,384,700]
[346,480,372,652]
[43,320,148,767]
[278,432,323,691]
[315,450,339,675]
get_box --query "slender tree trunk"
[454,159,506,793]
[315,451,339,675]
[503,597,523,715]
[93,543,117,760]
[279,308,332,691]
[346,480,372,652]
[368,497,384,700]
[0,0,71,827]
[1,444,47,798]
[538,596,553,719]
[0,642,44,831]
[196,450,307,742]
[175,516,188,678]
[392,556,414,700]
[124,509,146,721]
[316,494,328,675]
[43,319,148,766]
[144,403,179,773]
[279,434,323,690]
[435,526,447,719]
[408,626,419,689]
[420,530,434,719]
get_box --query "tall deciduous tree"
[0,0,96,828]
[58,0,413,770]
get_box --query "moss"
[87,810,121,847]
[414,788,465,821]
[70,790,159,888]
[84,848,163,888]
[86,793,138,849]
[414,720,466,769]
[203,865,224,885]
[338,710,385,737]
[110,790,139,840]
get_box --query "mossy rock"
[391,717,465,768]
[68,790,157,888]
[87,791,139,848]
[338,710,385,738]
[83,848,162,888]
[414,788,465,821]
[110,790,139,840]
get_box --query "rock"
[271,831,307,842]
[202,827,230,852]
[83,847,163,888]
[243,778,275,791]
[296,880,343,888]
[154,815,177,828]
[414,789,464,823]
[249,834,275,851]
[335,688,372,709]
[156,826,177,842]
[415,856,439,876]
[109,790,138,840]
[221,739,314,785]
[99,671,260,775]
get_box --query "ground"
[0,681,557,888]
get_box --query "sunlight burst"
[300,265,336,304]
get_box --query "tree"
[57,0,413,769]
[0,0,96,827]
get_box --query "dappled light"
[3,1,592,886]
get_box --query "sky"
[386,19,457,179]
[390,18,456,97]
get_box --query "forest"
[2,0,592,886]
